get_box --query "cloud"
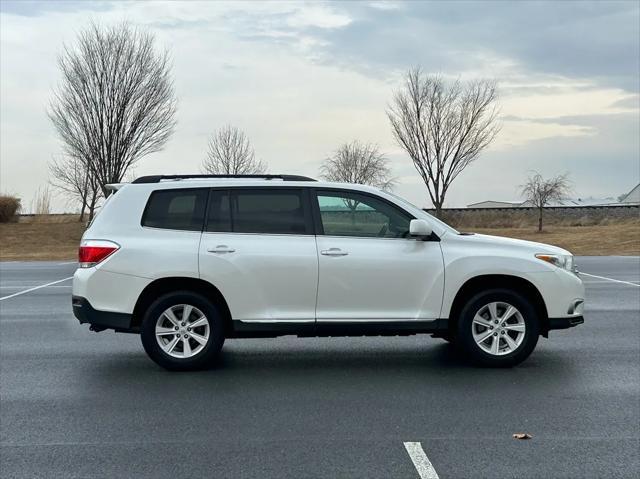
[234,1,640,93]
[368,1,403,12]
[0,0,638,211]
[285,4,351,29]
[610,95,640,110]
[0,0,111,17]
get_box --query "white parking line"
[580,272,640,288]
[0,285,72,289]
[0,276,73,301]
[404,442,439,479]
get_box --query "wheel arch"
[131,277,233,335]
[447,274,550,337]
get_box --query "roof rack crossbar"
[132,174,317,184]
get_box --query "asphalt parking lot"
[1,257,638,479]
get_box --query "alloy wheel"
[471,301,526,356]
[155,304,210,358]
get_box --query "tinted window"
[206,190,232,232]
[232,189,309,234]
[142,189,208,231]
[317,191,411,238]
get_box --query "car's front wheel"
[457,289,540,367]
[140,291,225,371]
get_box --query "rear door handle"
[321,248,348,257]
[207,245,235,254]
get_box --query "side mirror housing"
[409,219,432,239]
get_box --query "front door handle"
[321,248,348,257]
[207,245,236,254]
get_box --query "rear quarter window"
[142,188,208,231]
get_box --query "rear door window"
[142,188,208,231]
[230,189,311,235]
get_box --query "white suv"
[72,174,585,370]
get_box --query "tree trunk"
[88,191,98,223]
[433,202,443,219]
[79,202,86,222]
[538,208,543,232]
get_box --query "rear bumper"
[72,296,136,333]
[547,315,584,331]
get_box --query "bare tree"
[521,172,571,232]
[49,22,177,196]
[320,141,394,223]
[320,141,394,189]
[202,126,266,175]
[49,155,101,222]
[388,68,500,216]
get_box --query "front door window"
[317,191,411,238]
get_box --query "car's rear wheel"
[457,289,539,367]
[140,291,225,371]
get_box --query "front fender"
[440,254,553,318]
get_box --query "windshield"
[385,191,459,235]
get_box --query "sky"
[1,0,639,212]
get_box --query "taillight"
[78,240,119,268]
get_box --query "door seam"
[313,235,320,326]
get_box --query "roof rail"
[131,174,317,184]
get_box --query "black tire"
[456,288,539,367]
[140,290,225,371]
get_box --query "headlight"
[535,253,576,272]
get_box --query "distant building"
[521,197,618,207]
[619,183,640,204]
[466,200,523,208]
[467,183,640,209]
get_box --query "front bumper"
[72,296,136,333]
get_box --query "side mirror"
[409,219,432,239]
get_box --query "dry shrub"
[566,215,599,227]
[20,214,79,224]
[0,195,21,222]
[30,186,52,220]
